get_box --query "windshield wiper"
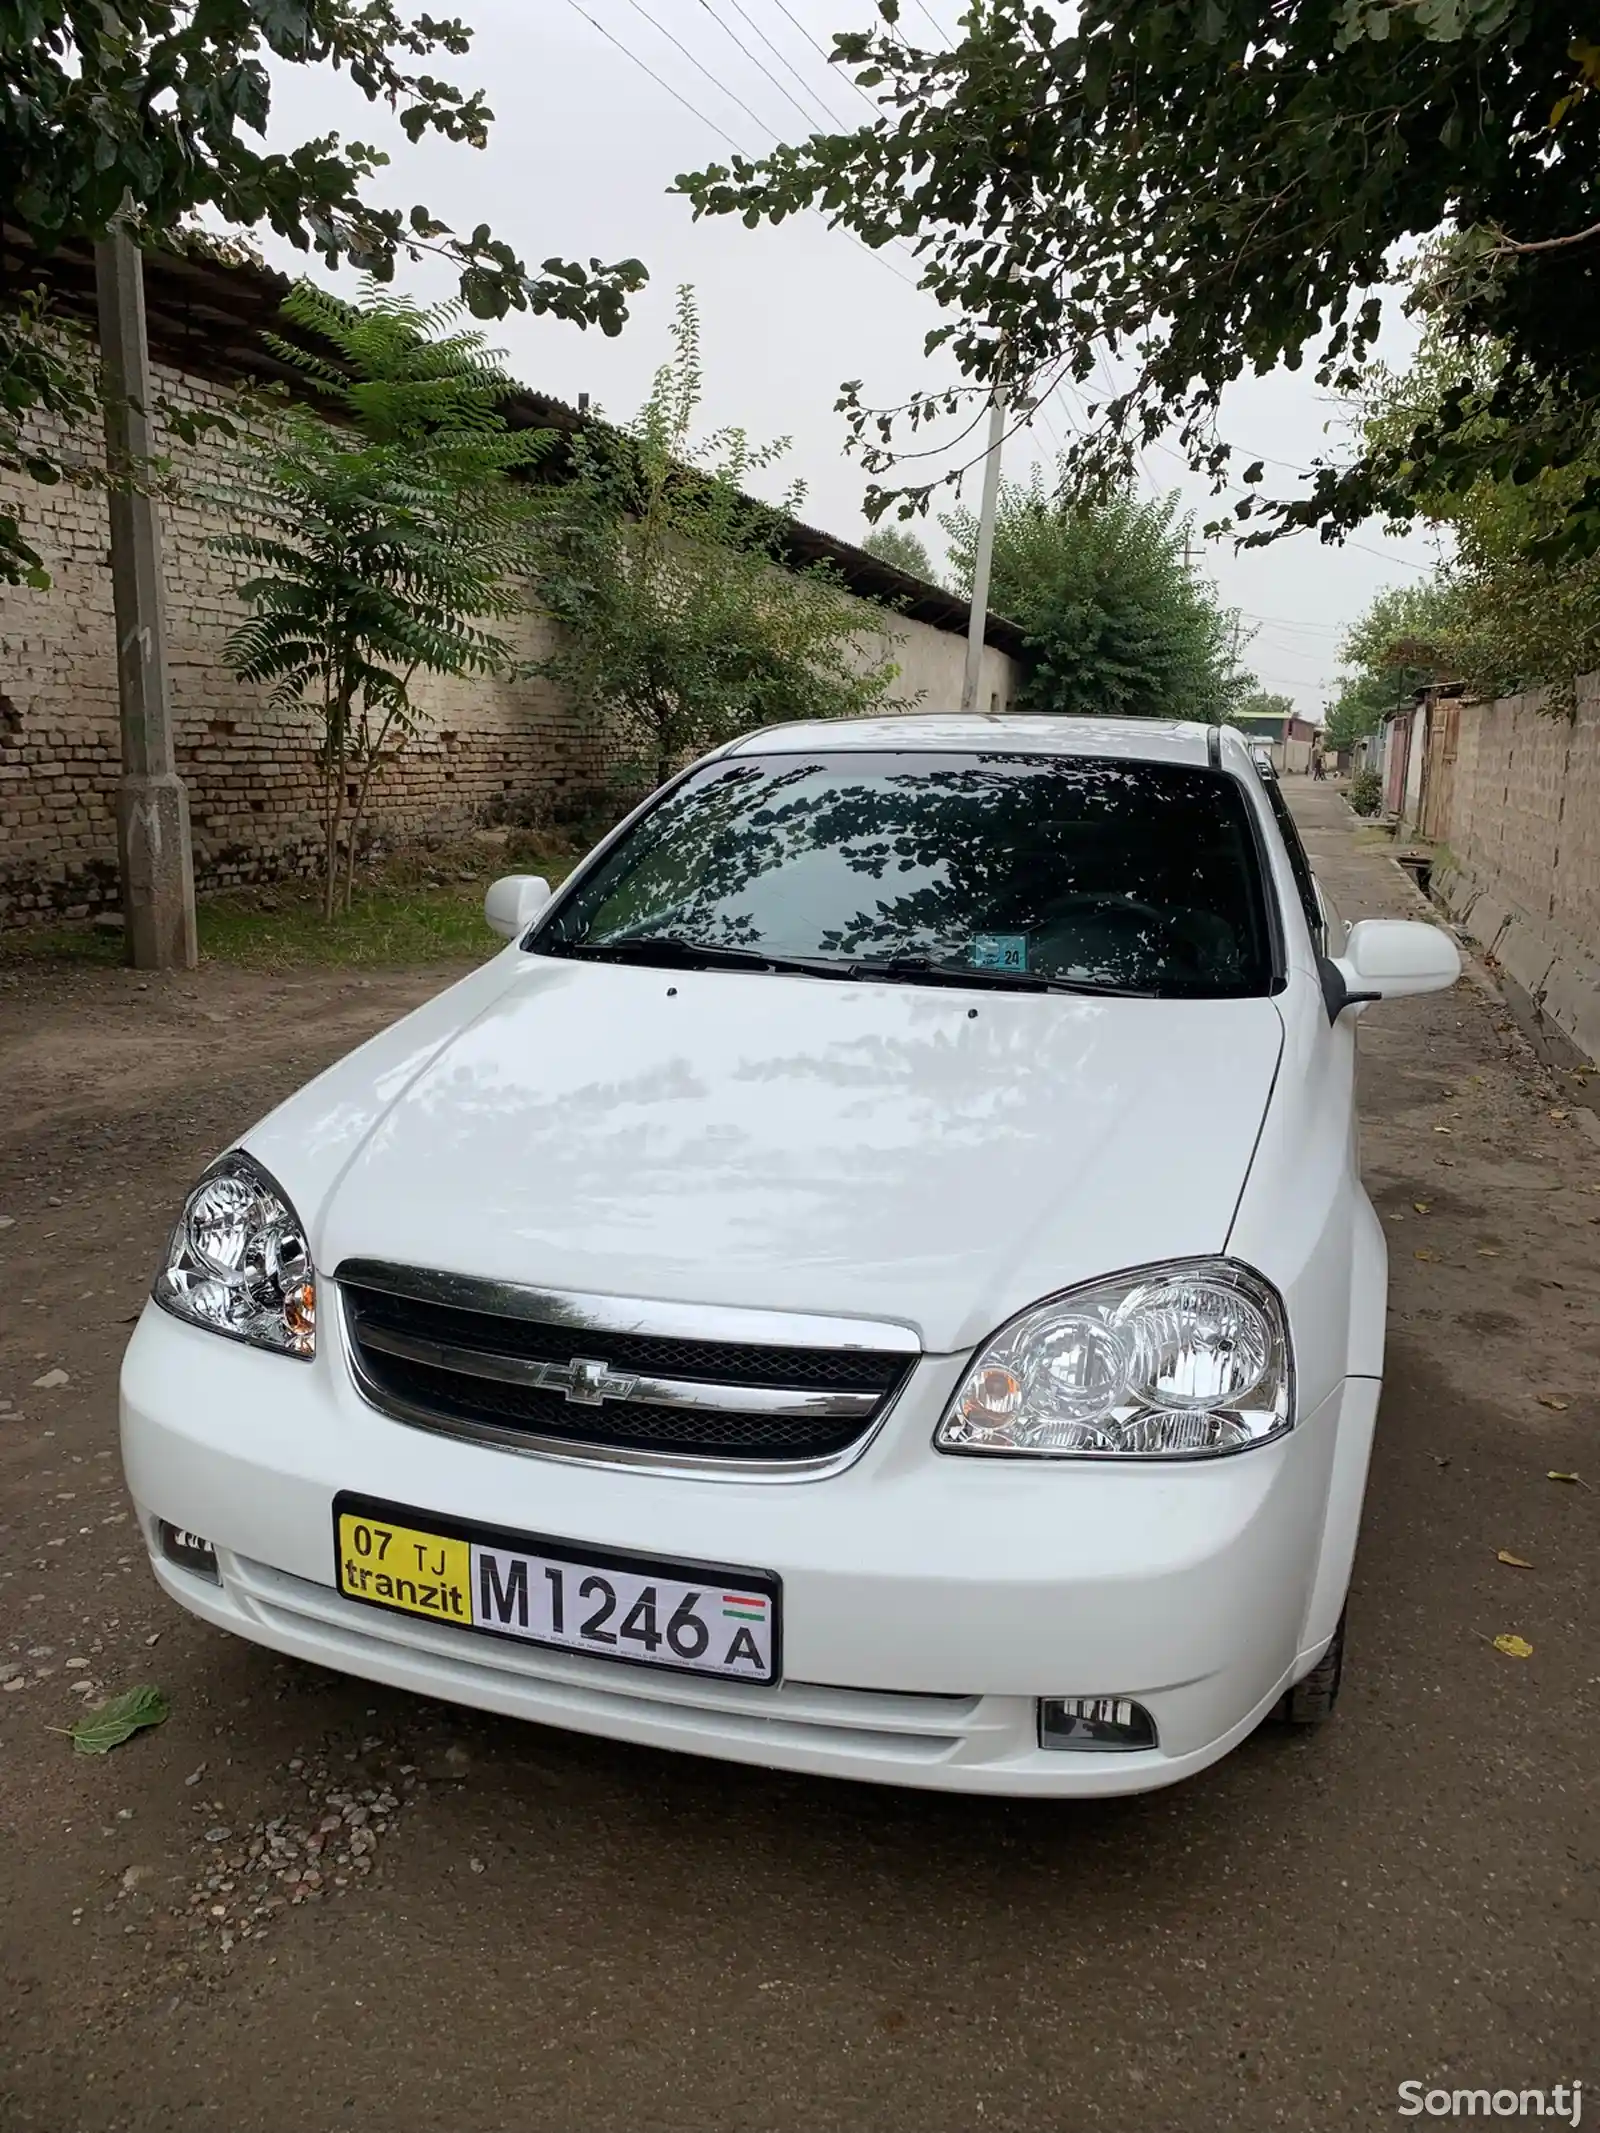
[546,933,853,980]
[545,935,1156,997]
[844,956,1157,999]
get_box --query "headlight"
[935,1259,1290,1459]
[153,1151,316,1359]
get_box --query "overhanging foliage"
[0,0,646,581]
[677,2,1600,550]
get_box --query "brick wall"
[1,364,1019,925]
[1430,677,1600,1062]
[0,363,622,922]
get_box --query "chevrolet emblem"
[540,1355,638,1406]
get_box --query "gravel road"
[1,783,1594,2133]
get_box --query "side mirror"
[1321,918,1461,1017]
[484,874,552,941]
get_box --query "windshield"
[533,751,1276,998]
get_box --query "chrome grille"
[337,1262,917,1473]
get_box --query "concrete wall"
[0,369,1020,925]
[1235,716,1318,776]
[1429,678,1600,1063]
[849,610,1017,718]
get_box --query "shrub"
[1347,767,1383,817]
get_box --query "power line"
[696,2,922,275]
[723,0,853,132]
[694,0,833,137]
[908,0,955,41]
[614,0,775,142]
[562,0,922,291]
[562,0,743,152]
[1242,614,1346,635]
[765,0,884,118]
[1145,436,1441,571]
[1342,538,1435,570]
[1029,392,1065,462]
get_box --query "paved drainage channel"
[1394,852,1434,896]
[1395,852,1600,1128]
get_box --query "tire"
[1273,1607,1345,1725]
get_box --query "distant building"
[1231,710,1321,775]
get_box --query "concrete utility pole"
[960,381,1008,715]
[95,219,197,969]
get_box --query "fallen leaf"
[31,1368,69,1390]
[1496,1550,1534,1569]
[55,1685,168,1757]
[1413,1201,1431,1214]
[1433,1125,1453,1134]
[1491,1634,1534,1659]
[1548,1470,1595,1490]
[1537,1394,1571,1411]
[1550,1109,1569,1121]
[1476,1247,1501,1257]
[1414,1247,1441,1262]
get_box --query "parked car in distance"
[122,715,1460,1795]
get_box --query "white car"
[121,715,1460,1796]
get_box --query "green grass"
[201,883,495,969]
[2,878,523,973]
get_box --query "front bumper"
[120,1302,1378,1797]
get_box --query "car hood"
[254,957,1285,1354]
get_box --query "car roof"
[719,713,1260,773]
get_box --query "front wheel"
[1273,1607,1345,1725]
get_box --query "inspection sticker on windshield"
[971,933,1028,972]
[333,1494,780,1683]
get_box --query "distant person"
[1312,752,1327,781]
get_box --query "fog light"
[157,1521,219,1582]
[1039,1696,1158,1752]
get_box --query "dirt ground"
[1,783,1595,2133]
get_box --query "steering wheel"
[1033,891,1205,975]
[1037,891,1177,933]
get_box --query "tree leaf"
[1495,1549,1533,1568]
[1491,1633,1533,1658]
[1536,1394,1570,1410]
[1547,1469,1593,1488]
[64,1685,168,1756]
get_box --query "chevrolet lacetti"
[120,715,1461,1795]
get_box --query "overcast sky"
[251,0,1446,718]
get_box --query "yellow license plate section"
[336,1510,471,1627]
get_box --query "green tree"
[0,1,646,583]
[942,474,1247,721]
[528,288,909,790]
[677,3,1600,549]
[0,288,97,588]
[1323,673,1398,755]
[860,523,937,581]
[218,280,547,915]
[1322,581,1456,752]
[1359,302,1600,705]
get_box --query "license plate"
[332,1494,781,1685]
